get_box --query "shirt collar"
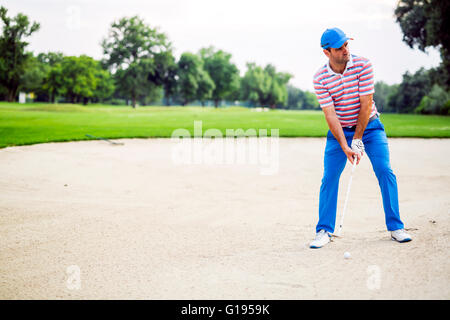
[326,54,354,75]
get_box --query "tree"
[287,85,304,109]
[177,53,201,105]
[101,16,172,108]
[0,6,40,101]
[49,55,113,105]
[395,0,450,88]
[388,68,432,113]
[374,81,396,112]
[199,46,240,107]
[92,68,115,103]
[151,51,178,106]
[20,54,46,94]
[36,52,64,102]
[37,51,64,66]
[240,63,269,107]
[303,90,320,109]
[286,85,319,110]
[415,84,449,114]
[44,61,63,103]
[386,84,400,112]
[196,68,215,106]
[19,52,65,102]
[177,52,214,106]
[59,55,99,104]
[263,64,292,108]
[241,63,292,108]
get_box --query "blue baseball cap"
[320,28,353,49]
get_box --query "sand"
[0,137,449,299]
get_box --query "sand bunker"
[0,137,449,299]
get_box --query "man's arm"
[322,106,359,164]
[353,94,373,140]
[352,58,376,155]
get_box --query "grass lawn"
[0,102,449,148]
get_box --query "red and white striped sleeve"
[313,77,334,109]
[359,60,375,96]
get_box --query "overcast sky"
[3,0,442,91]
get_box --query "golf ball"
[344,252,351,259]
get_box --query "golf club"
[334,155,358,237]
[85,134,124,146]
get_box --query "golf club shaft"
[86,134,122,145]
[336,156,357,236]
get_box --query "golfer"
[310,27,412,248]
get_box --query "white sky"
[2,0,442,91]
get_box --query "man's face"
[324,41,350,64]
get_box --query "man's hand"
[343,146,360,165]
[350,139,364,164]
[322,106,363,165]
[351,138,364,155]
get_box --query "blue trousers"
[316,118,404,233]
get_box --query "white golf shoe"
[391,229,412,243]
[309,229,331,249]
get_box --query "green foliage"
[388,68,432,113]
[20,54,46,93]
[303,91,320,109]
[287,85,302,109]
[0,6,40,101]
[177,52,214,105]
[196,68,215,106]
[19,52,66,102]
[241,63,270,106]
[241,63,292,108]
[374,81,397,112]
[37,52,64,102]
[44,59,63,102]
[43,55,114,104]
[199,46,240,107]
[386,84,400,113]
[287,85,319,110]
[263,64,292,108]
[59,56,99,103]
[395,0,450,88]
[101,15,172,108]
[92,68,115,103]
[139,86,164,106]
[415,84,449,115]
[152,51,178,105]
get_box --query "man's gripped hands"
[344,138,365,165]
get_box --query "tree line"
[0,2,449,114]
[0,6,317,109]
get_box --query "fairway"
[1,103,449,148]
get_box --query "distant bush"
[415,84,450,115]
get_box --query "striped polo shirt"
[313,54,378,127]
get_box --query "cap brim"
[329,37,353,49]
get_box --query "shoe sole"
[310,234,331,249]
[391,237,412,243]
[309,241,330,249]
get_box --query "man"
[309,27,412,248]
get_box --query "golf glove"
[351,139,365,155]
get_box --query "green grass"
[0,102,449,148]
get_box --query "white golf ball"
[344,252,351,259]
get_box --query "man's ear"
[323,49,330,59]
